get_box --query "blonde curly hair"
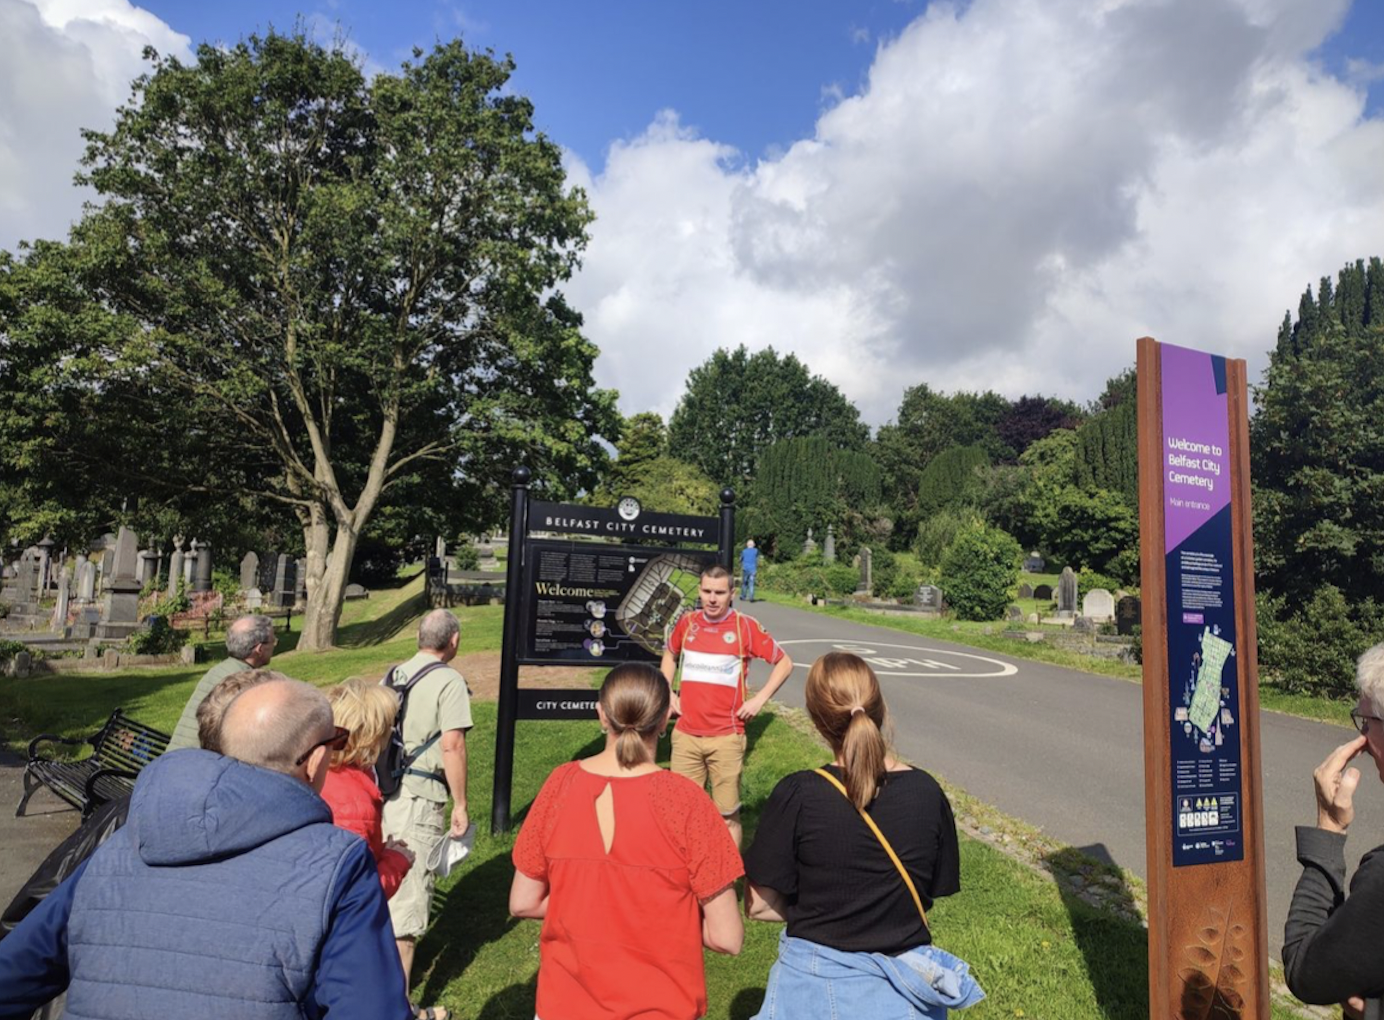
[326,677,399,769]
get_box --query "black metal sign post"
[491,467,531,835]
[490,477,734,834]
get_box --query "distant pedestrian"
[740,539,759,602]
[1283,641,1384,1020]
[661,563,792,848]
[743,652,984,1019]
[510,662,743,1020]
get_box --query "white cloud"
[0,0,191,252]
[566,0,1384,424]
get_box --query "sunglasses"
[1350,709,1381,737]
[296,726,350,766]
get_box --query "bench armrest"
[27,733,88,761]
[84,768,138,809]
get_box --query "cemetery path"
[740,599,1382,959]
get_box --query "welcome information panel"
[1160,343,1243,867]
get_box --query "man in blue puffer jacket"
[0,678,414,1020]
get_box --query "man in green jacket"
[168,614,277,750]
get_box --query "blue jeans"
[751,932,985,1020]
[742,571,756,601]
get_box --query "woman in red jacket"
[323,678,414,898]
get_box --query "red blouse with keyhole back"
[512,761,744,1020]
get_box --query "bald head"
[219,679,334,777]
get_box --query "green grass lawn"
[0,574,1318,1019]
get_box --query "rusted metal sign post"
[1137,337,1269,1018]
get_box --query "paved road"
[736,599,1384,958]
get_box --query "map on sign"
[614,553,706,655]
[1174,626,1236,753]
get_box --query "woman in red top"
[510,662,745,1020]
[322,678,415,899]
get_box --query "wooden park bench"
[17,708,171,819]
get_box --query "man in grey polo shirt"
[382,609,472,992]
[168,614,277,750]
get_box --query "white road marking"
[778,639,1019,678]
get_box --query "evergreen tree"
[1252,258,1384,605]
[741,435,881,556]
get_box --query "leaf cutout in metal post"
[1178,900,1252,1020]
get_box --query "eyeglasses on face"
[296,725,350,766]
[1350,709,1381,737]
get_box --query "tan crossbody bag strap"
[814,768,928,927]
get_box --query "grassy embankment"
[0,573,1313,1019]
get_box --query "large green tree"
[1252,258,1384,605]
[2,33,619,648]
[740,435,883,557]
[875,385,1013,544]
[666,346,868,485]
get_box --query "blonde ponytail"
[805,652,891,810]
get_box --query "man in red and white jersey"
[661,563,793,847]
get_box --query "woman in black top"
[743,652,984,1019]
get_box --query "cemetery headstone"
[344,583,370,600]
[193,541,213,593]
[1057,567,1078,616]
[257,552,278,594]
[856,546,872,594]
[240,551,260,592]
[273,554,296,608]
[915,585,943,611]
[823,525,836,564]
[1082,588,1116,622]
[167,538,185,596]
[1017,583,1034,599]
[243,587,264,610]
[136,549,157,586]
[95,526,143,640]
[1073,615,1094,633]
[37,537,55,595]
[182,542,197,589]
[1033,584,1053,601]
[803,528,817,556]
[1116,596,1142,636]
[77,561,97,601]
[1024,551,1046,572]
[1006,604,1024,623]
[295,558,307,603]
[435,536,447,560]
[51,569,71,632]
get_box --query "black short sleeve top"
[742,764,961,954]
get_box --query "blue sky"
[5,0,1384,420]
[135,0,1384,172]
[136,1,929,169]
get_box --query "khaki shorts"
[670,730,746,817]
[382,793,446,939]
